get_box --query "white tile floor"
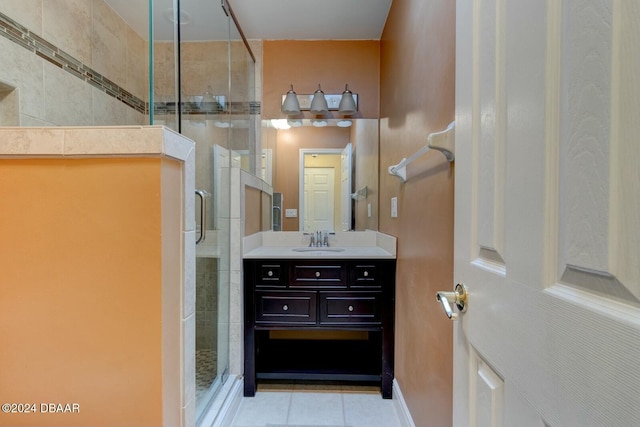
[230,382,403,427]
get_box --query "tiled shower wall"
[196,258,218,351]
[0,0,147,126]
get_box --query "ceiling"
[230,0,392,40]
[105,0,392,41]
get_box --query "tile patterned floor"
[230,382,402,427]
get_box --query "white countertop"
[243,231,397,259]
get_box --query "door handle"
[436,283,468,320]
[195,189,210,244]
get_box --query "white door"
[340,143,353,231]
[452,1,640,427]
[303,167,335,232]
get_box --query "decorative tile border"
[0,11,260,117]
[0,11,147,113]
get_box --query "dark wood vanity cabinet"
[243,259,396,398]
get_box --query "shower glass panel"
[150,0,179,132]
[229,14,257,173]
[148,0,255,421]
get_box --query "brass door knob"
[435,283,468,320]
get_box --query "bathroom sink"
[292,247,346,252]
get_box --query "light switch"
[285,209,297,218]
[391,197,398,218]
[367,203,372,218]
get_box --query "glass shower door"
[149,0,256,422]
[165,0,234,420]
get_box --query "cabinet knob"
[315,271,321,278]
[282,304,289,311]
[363,271,369,277]
[348,305,354,312]
[267,270,273,277]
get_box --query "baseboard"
[198,375,244,427]
[393,379,416,427]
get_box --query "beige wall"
[262,40,380,119]
[0,157,183,426]
[0,0,147,126]
[379,0,456,426]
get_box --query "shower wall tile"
[184,313,196,408]
[44,61,93,125]
[229,218,242,273]
[42,0,92,66]
[153,42,175,99]
[216,218,231,269]
[0,36,45,120]
[126,25,148,101]
[183,144,196,232]
[183,394,195,427]
[91,0,127,91]
[184,230,196,318]
[228,321,242,375]
[248,39,262,103]
[125,105,146,125]
[19,114,55,126]
[91,86,127,125]
[230,167,242,219]
[180,41,228,97]
[0,86,19,126]
[0,0,42,37]
[0,2,147,125]
[229,269,242,324]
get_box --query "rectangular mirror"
[260,118,379,231]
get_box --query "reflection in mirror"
[300,145,351,232]
[261,119,379,231]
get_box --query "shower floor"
[196,348,217,403]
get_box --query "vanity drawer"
[319,292,382,325]
[290,261,347,287]
[350,264,380,288]
[257,263,286,286]
[255,291,317,324]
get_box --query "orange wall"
[262,40,380,119]
[0,158,171,426]
[379,0,456,426]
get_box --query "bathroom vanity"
[243,232,396,398]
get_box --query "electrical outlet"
[391,197,398,218]
[285,209,297,218]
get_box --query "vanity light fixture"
[281,84,358,117]
[281,84,301,115]
[310,84,329,115]
[338,84,357,115]
[311,119,328,127]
